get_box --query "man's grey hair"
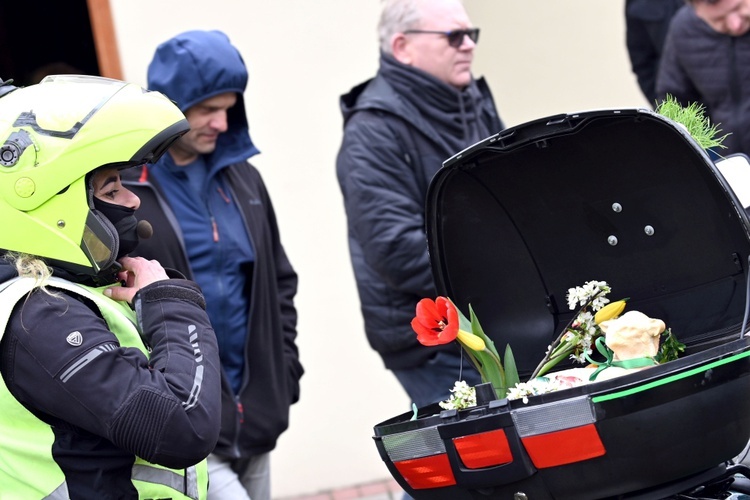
[378,0,425,54]
[378,0,465,54]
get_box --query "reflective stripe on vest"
[43,483,70,500]
[0,276,208,499]
[133,463,201,500]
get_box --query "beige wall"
[110,1,647,497]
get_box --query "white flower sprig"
[439,380,477,410]
[507,376,579,404]
[530,281,612,379]
[566,280,611,310]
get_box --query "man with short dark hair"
[656,0,750,154]
[336,0,504,409]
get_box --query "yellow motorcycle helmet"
[0,75,188,279]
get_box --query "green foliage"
[468,304,506,396]
[454,301,520,398]
[656,95,730,151]
[655,328,685,364]
[503,345,520,390]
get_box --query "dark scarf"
[378,53,493,154]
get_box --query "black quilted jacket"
[656,5,750,155]
[335,54,504,370]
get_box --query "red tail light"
[453,429,513,468]
[393,454,457,489]
[521,423,605,468]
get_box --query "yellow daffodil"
[457,329,486,351]
[595,299,628,324]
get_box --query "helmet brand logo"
[66,331,83,347]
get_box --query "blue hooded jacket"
[148,29,260,167]
[147,30,259,393]
[126,30,302,458]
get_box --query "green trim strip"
[592,349,750,403]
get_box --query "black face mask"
[92,197,139,259]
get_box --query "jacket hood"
[340,68,440,139]
[340,53,503,154]
[147,30,259,168]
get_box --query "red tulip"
[411,297,458,346]
[411,295,513,400]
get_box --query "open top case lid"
[426,109,750,378]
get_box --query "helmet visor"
[80,210,118,273]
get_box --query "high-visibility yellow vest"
[0,276,209,499]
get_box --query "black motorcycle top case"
[373,109,750,499]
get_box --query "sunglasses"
[403,28,480,48]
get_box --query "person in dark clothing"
[123,30,303,500]
[336,0,504,409]
[656,0,750,155]
[0,75,221,499]
[625,0,684,106]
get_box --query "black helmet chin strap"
[90,261,123,287]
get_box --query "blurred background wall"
[109,1,649,497]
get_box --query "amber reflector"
[393,453,457,489]
[453,429,513,469]
[521,423,605,468]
